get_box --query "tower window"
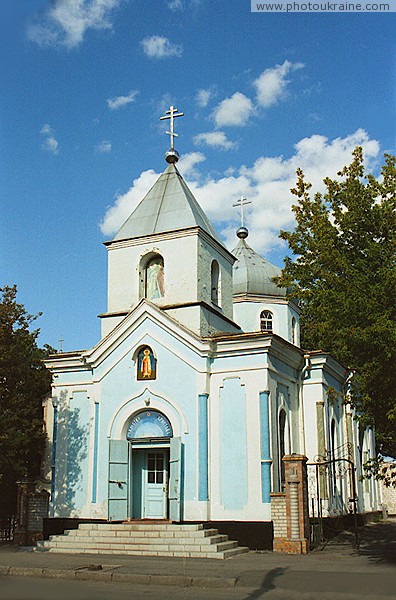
[145,255,165,300]
[260,310,273,332]
[211,260,220,305]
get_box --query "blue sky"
[1,0,394,351]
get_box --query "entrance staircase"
[36,522,249,559]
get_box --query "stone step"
[218,546,250,559]
[39,546,250,559]
[41,539,237,552]
[55,533,228,545]
[64,527,220,539]
[78,523,204,532]
[37,523,248,559]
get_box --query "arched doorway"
[108,410,181,522]
[127,410,172,520]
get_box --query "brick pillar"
[13,481,49,546]
[272,454,309,554]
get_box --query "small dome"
[232,237,288,297]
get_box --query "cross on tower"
[233,196,252,228]
[160,105,184,149]
[59,336,64,352]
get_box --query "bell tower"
[99,106,240,339]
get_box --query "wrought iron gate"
[307,445,359,549]
[0,516,16,542]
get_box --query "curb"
[0,565,238,589]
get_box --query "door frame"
[142,448,169,519]
[129,442,170,519]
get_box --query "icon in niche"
[137,346,156,380]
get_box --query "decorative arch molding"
[108,387,189,440]
[132,344,158,362]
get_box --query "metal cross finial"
[233,196,252,228]
[59,336,64,352]
[160,105,184,149]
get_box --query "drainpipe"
[50,396,59,517]
[299,354,311,456]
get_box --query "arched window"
[291,317,296,345]
[211,260,220,305]
[279,409,287,492]
[260,310,273,332]
[145,255,164,300]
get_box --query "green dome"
[232,236,287,297]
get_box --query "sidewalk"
[0,518,394,591]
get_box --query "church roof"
[232,235,288,297]
[112,163,223,245]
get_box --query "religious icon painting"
[136,346,157,380]
[145,256,165,301]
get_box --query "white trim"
[108,387,189,440]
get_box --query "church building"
[43,107,379,549]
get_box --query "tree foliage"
[0,285,53,515]
[276,148,396,455]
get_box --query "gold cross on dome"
[160,105,184,149]
[233,196,252,228]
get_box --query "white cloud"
[40,124,59,154]
[141,35,183,59]
[100,129,380,255]
[253,60,304,108]
[167,0,184,9]
[40,123,54,136]
[100,169,160,237]
[42,137,60,155]
[27,0,121,49]
[107,90,138,110]
[96,140,112,153]
[196,88,212,108]
[194,131,237,150]
[177,152,206,178]
[212,92,254,128]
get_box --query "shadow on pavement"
[354,519,396,566]
[243,567,289,599]
[322,517,396,566]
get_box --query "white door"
[143,450,168,519]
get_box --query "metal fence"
[307,451,359,549]
[0,515,16,542]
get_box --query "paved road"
[0,575,395,600]
[0,518,394,599]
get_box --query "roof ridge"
[111,163,224,246]
[152,166,172,232]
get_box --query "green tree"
[0,285,53,515]
[276,148,396,456]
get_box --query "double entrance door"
[131,449,168,519]
[108,438,181,522]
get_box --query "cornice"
[103,226,235,263]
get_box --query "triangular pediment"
[44,300,211,374]
[82,300,210,368]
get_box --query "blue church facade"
[43,122,379,544]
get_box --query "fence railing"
[0,515,16,542]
